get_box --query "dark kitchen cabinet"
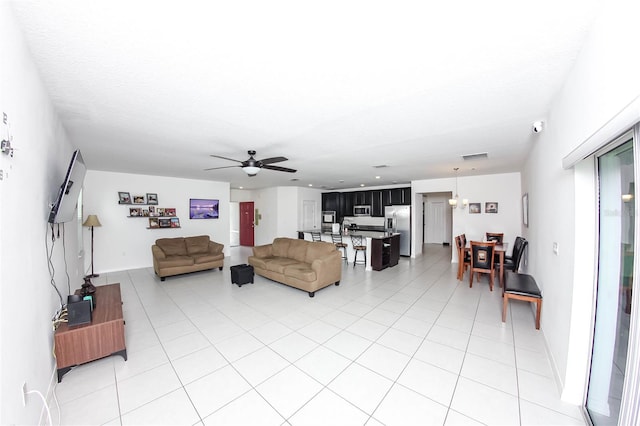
[401,187,411,205]
[390,188,403,205]
[354,191,372,206]
[371,190,383,217]
[343,192,355,218]
[322,192,340,213]
[371,234,400,271]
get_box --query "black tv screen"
[189,198,219,219]
[48,150,87,224]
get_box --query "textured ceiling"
[11,0,599,189]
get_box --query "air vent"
[290,178,299,181]
[462,152,488,161]
[373,165,389,168]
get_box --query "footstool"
[231,264,254,287]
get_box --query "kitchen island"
[297,230,400,271]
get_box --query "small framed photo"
[148,218,159,228]
[118,192,131,204]
[165,208,176,217]
[133,195,146,204]
[469,203,481,214]
[129,207,142,217]
[148,206,157,216]
[156,208,165,217]
[146,193,158,205]
[159,218,171,228]
[142,209,150,217]
[485,202,498,214]
[170,217,180,228]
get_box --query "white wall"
[412,172,523,261]
[83,171,230,273]
[522,0,640,404]
[0,4,81,424]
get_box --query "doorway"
[422,193,452,245]
[586,132,635,424]
[239,201,254,247]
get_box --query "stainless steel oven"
[321,211,336,231]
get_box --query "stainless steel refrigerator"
[385,205,411,256]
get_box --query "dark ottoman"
[231,264,254,287]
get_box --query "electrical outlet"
[21,382,27,406]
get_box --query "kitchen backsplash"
[342,216,384,227]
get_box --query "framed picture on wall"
[146,193,158,205]
[118,192,131,204]
[469,203,481,214]
[485,202,498,214]
[133,195,146,204]
[522,193,529,227]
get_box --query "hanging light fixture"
[449,168,468,209]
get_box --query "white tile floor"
[52,244,587,425]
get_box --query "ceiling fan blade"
[258,156,288,165]
[210,154,243,163]
[262,164,297,173]
[204,165,242,171]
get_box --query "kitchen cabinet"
[322,192,340,213]
[401,187,411,205]
[371,234,400,271]
[354,191,372,206]
[390,188,404,205]
[371,190,383,217]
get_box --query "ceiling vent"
[373,165,389,169]
[462,152,488,161]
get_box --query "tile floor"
[52,244,587,425]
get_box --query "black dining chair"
[469,240,497,291]
[486,232,504,243]
[311,231,322,242]
[501,238,527,273]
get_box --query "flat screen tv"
[48,150,87,224]
[189,198,219,219]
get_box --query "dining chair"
[469,240,497,291]
[311,231,322,242]
[455,235,470,280]
[486,232,504,243]
[350,234,366,268]
[501,238,527,273]
[331,233,348,263]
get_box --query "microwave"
[353,205,371,216]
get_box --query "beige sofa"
[152,235,224,281]
[248,237,342,297]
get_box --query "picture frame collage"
[468,202,499,214]
[118,191,158,205]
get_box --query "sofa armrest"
[252,244,273,258]
[311,250,342,282]
[207,241,224,255]
[152,245,166,260]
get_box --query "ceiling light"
[243,166,260,176]
[308,184,313,187]
[449,168,467,209]
[360,184,365,187]
[375,176,381,179]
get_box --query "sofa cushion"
[284,264,316,282]
[287,239,309,262]
[193,253,224,264]
[305,241,335,264]
[185,235,211,255]
[156,238,187,256]
[272,238,291,258]
[157,255,194,268]
[265,257,299,274]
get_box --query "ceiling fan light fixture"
[243,166,260,176]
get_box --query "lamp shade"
[83,215,102,227]
[243,166,261,176]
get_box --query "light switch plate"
[553,242,559,255]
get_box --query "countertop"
[299,230,399,239]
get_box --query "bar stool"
[311,231,322,242]
[350,235,366,268]
[331,233,348,263]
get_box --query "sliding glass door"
[586,133,634,425]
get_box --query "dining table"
[463,242,509,288]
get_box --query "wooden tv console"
[54,283,127,382]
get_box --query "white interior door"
[426,200,445,243]
[302,200,317,230]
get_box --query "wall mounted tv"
[48,150,87,224]
[189,198,219,219]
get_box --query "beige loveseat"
[152,235,224,281]
[248,237,342,297]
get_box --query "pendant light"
[449,168,468,209]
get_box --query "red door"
[239,202,255,246]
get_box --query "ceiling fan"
[205,150,297,176]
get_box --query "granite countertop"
[299,230,399,239]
